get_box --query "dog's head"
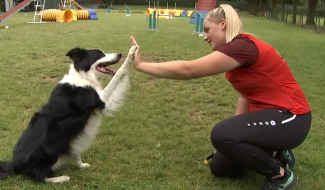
[65,48,122,77]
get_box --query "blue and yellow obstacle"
[39,9,97,22]
[145,8,193,18]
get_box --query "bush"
[316,7,325,17]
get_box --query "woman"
[129,4,311,190]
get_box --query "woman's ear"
[220,19,226,30]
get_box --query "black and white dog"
[0,45,137,183]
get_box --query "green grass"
[0,10,324,190]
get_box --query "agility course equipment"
[148,10,158,31]
[106,3,111,14]
[39,9,72,22]
[191,10,204,36]
[87,9,97,19]
[62,0,84,10]
[28,0,47,23]
[106,3,131,16]
[189,0,216,24]
[0,0,34,23]
[40,9,97,22]
[146,1,193,18]
[195,0,217,11]
[125,5,131,16]
[145,8,193,18]
[91,0,106,9]
[189,0,216,36]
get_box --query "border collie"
[0,45,137,183]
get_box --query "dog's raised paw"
[78,163,90,168]
[129,45,137,54]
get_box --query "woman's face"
[203,19,226,51]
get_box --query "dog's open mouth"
[96,61,119,75]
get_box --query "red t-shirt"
[217,33,310,115]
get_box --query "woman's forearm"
[136,61,193,80]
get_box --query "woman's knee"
[209,152,249,178]
[210,122,237,151]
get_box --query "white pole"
[5,0,10,11]
[174,3,176,18]
[167,2,168,10]
[149,1,150,8]
[9,0,14,9]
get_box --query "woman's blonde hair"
[204,4,243,43]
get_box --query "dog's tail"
[0,161,14,179]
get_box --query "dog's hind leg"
[74,154,90,168]
[51,157,67,171]
[44,176,70,183]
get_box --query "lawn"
[0,9,324,190]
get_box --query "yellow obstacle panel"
[145,8,193,17]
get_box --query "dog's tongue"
[105,66,116,74]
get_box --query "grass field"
[0,9,324,190]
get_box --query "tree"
[271,0,280,19]
[305,0,318,25]
[248,0,260,16]
[281,0,286,21]
[292,0,298,24]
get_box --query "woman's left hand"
[129,36,142,69]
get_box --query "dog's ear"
[65,48,86,63]
[66,48,91,71]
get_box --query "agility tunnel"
[145,8,193,17]
[40,9,97,22]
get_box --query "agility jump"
[191,10,204,36]
[106,3,131,16]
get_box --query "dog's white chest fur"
[70,114,102,155]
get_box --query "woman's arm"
[235,93,249,116]
[129,36,241,80]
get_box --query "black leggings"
[210,108,311,178]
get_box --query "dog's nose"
[117,53,122,58]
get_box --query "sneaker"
[260,168,298,190]
[275,150,295,168]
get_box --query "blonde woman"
[129,4,311,190]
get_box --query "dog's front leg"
[98,45,137,115]
[101,45,136,93]
[44,176,70,183]
[74,154,90,168]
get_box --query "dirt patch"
[42,75,57,81]
[24,106,33,110]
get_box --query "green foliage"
[218,0,249,10]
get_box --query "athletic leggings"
[209,108,311,178]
